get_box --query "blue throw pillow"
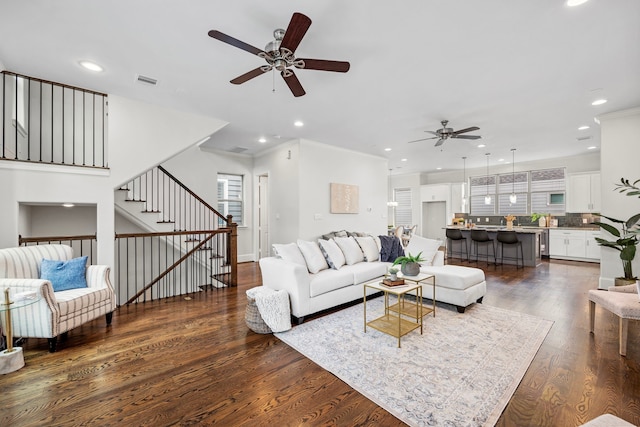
[40,256,88,292]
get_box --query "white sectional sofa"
[259,233,486,322]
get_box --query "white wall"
[254,139,388,250]
[253,140,301,246]
[297,140,388,240]
[108,95,227,186]
[163,145,255,262]
[27,205,97,236]
[598,106,640,288]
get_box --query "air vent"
[228,146,248,153]
[576,136,592,141]
[136,74,158,86]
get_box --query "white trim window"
[394,188,412,227]
[217,173,244,226]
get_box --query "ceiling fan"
[408,120,481,147]
[208,12,350,97]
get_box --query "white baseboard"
[238,253,255,263]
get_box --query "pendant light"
[509,148,517,204]
[461,156,467,208]
[387,168,398,207]
[484,153,491,205]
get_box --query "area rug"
[275,299,553,427]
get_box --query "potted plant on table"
[531,212,549,227]
[388,267,399,281]
[392,252,425,277]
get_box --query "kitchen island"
[445,226,544,267]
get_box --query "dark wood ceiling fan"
[408,120,481,147]
[208,12,350,97]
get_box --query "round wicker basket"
[245,295,272,334]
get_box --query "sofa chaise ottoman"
[259,233,487,322]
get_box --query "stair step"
[184,238,200,243]
[142,210,161,213]
[125,199,146,203]
[157,220,175,224]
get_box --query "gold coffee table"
[388,272,436,319]
[363,276,425,347]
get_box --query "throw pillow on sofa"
[297,240,329,274]
[272,243,307,267]
[334,236,365,265]
[404,235,443,266]
[318,239,346,269]
[40,256,88,292]
[355,236,380,262]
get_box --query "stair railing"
[117,165,238,297]
[1,71,108,168]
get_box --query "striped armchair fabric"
[0,244,116,352]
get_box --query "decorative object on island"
[388,267,399,281]
[392,252,425,276]
[592,214,640,286]
[504,214,517,230]
[531,212,549,227]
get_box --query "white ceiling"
[1,1,639,174]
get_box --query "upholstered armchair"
[0,244,116,352]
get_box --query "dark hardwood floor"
[2,259,639,426]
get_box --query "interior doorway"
[422,201,446,242]
[258,174,269,259]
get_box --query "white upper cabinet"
[566,172,601,212]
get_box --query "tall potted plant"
[592,213,640,285]
[592,177,640,285]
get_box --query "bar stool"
[496,230,524,269]
[445,228,468,262]
[470,229,496,265]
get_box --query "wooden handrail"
[19,234,97,245]
[2,70,108,96]
[157,165,228,224]
[115,229,225,239]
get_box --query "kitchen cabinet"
[549,229,600,262]
[566,172,601,212]
[585,230,601,260]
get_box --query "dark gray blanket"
[379,235,404,262]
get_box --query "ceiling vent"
[228,146,248,153]
[136,74,158,86]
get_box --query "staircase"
[114,165,237,303]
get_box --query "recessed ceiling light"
[578,125,590,130]
[591,99,607,106]
[294,120,304,127]
[401,158,407,162]
[384,148,392,152]
[498,158,504,162]
[477,144,486,148]
[436,167,442,170]
[258,137,267,143]
[587,146,597,150]
[79,60,103,72]
[62,203,75,208]
[566,0,588,6]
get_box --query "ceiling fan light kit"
[208,12,350,97]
